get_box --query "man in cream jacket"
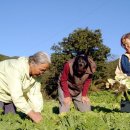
[0,51,51,123]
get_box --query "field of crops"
[0,90,130,130]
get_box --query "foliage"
[0,54,18,61]
[90,59,118,91]
[0,91,130,130]
[0,54,10,61]
[105,59,118,79]
[106,74,130,102]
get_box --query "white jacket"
[115,53,130,77]
[0,57,43,114]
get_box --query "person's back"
[0,57,28,73]
[0,57,28,98]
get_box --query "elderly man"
[0,51,51,123]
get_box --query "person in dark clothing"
[58,54,96,114]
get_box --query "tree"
[45,28,111,98]
[0,54,10,61]
[105,59,119,79]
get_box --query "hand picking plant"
[106,74,130,101]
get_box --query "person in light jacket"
[115,33,130,78]
[0,51,51,123]
[58,54,96,114]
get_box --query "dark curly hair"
[73,54,89,76]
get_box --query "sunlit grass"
[0,91,130,130]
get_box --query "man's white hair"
[29,51,51,64]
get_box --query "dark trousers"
[0,101,16,114]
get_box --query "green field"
[0,90,130,130]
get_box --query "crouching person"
[58,54,96,115]
[0,51,51,123]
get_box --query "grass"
[0,90,130,130]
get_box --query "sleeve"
[7,69,32,114]
[115,56,124,76]
[121,54,130,76]
[59,62,70,97]
[27,81,43,112]
[82,76,92,96]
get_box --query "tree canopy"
[44,28,112,98]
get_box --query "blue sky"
[0,0,130,58]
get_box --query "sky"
[0,0,130,58]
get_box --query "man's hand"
[64,97,72,106]
[81,96,90,104]
[27,110,43,123]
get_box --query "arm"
[81,77,92,103]
[82,77,92,96]
[7,69,42,123]
[115,56,124,77]
[60,62,70,97]
[60,62,72,105]
[7,70,32,114]
[26,80,43,123]
[115,55,128,78]
[27,81,43,113]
